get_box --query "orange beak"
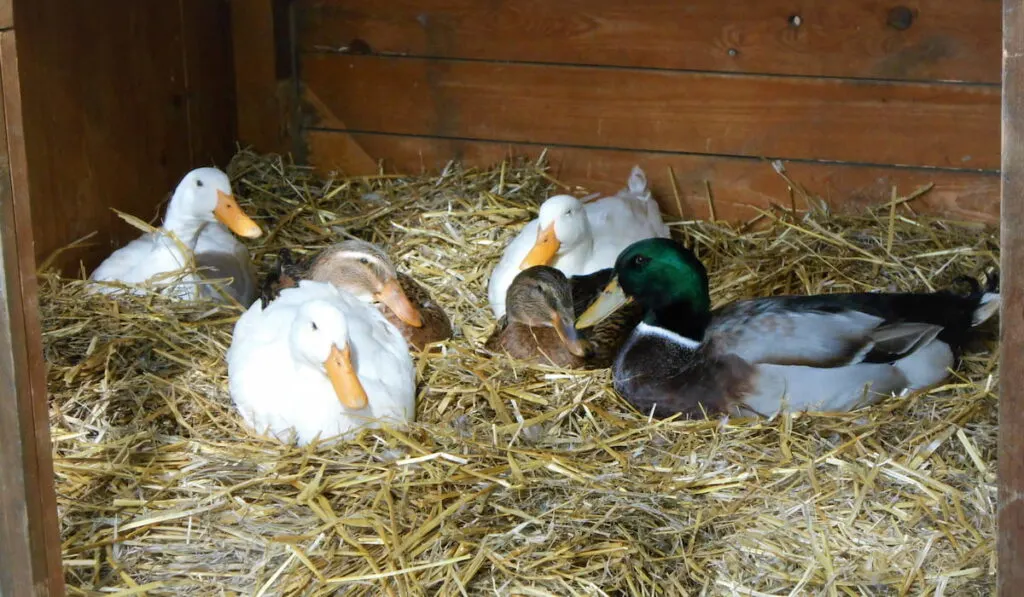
[519,222,560,270]
[324,344,369,410]
[551,311,587,357]
[375,279,423,327]
[214,190,263,238]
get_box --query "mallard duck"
[484,265,643,369]
[486,165,670,319]
[259,239,453,351]
[576,238,1001,419]
[226,279,416,446]
[89,167,262,302]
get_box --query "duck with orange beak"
[486,165,670,320]
[89,166,263,303]
[226,279,416,446]
[259,239,453,352]
[484,265,644,369]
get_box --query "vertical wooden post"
[230,0,300,159]
[0,28,65,597]
[1001,0,1024,593]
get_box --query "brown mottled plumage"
[260,240,453,352]
[484,266,643,369]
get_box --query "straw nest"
[41,149,1000,596]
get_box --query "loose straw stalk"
[40,149,1000,596]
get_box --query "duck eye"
[196,179,204,188]
[310,321,318,331]
[359,257,369,265]
[631,255,650,268]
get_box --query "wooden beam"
[299,54,1000,171]
[231,0,299,158]
[0,29,65,597]
[305,130,1000,225]
[296,0,1002,84]
[1000,0,1024,592]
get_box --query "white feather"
[226,280,416,446]
[487,166,670,318]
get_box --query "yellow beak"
[519,222,560,270]
[551,311,587,357]
[375,279,423,327]
[214,190,263,238]
[324,344,369,410]
[576,276,632,329]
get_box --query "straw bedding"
[41,149,1000,596]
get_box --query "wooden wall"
[15,0,237,275]
[270,0,1001,225]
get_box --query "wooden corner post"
[1001,0,1024,593]
[0,28,65,597]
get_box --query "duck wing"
[708,295,950,368]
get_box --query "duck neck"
[163,201,207,250]
[645,301,711,343]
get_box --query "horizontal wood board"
[306,131,999,224]
[296,0,1001,84]
[299,54,1000,171]
[16,0,237,276]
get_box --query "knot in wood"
[887,6,914,31]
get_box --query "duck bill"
[551,311,587,357]
[324,344,369,410]
[214,190,263,239]
[375,279,423,327]
[519,223,560,270]
[576,276,631,329]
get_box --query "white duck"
[486,165,670,318]
[88,167,262,303]
[226,279,416,446]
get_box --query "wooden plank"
[296,0,1002,84]
[180,0,237,168]
[0,0,11,30]
[999,0,1024,593]
[0,29,65,597]
[299,54,1001,171]
[231,0,299,157]
[304,130,999,224]
[16,0,195,275]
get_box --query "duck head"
[165,167,263,239]
[576,238,710,329]
[305,239,424,327]
[519,195,591,270]
[291,300,369,410]
[506,265,587,357]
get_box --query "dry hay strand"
[41,149,999,596]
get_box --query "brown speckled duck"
[575,238,1001,419]
[260,239,453,352]
[484,265,643,369]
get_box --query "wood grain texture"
[0,29,65,597]
[231,0,299,157]
[999,0,1024,593]
[305,130,999,224]
[17,0,238,275]
[299,54,1000,171]
[181,0,237,167]
[296,0,1001,83]
[0,0,10,30]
